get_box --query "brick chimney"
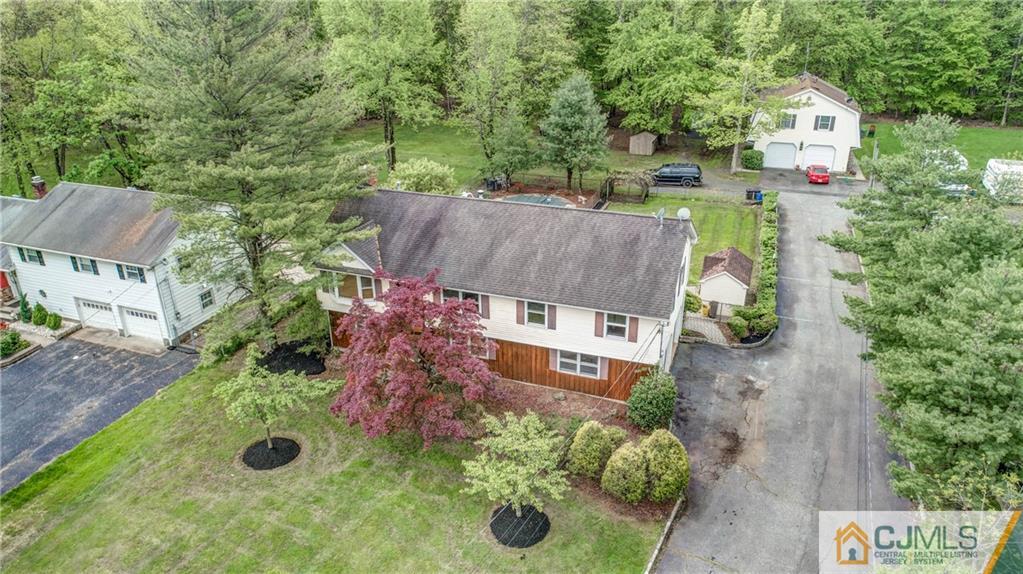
[30,176,47,198]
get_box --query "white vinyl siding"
[557,350,600,378]
[750,90,860,173]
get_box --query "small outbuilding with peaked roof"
[699,247,753,317]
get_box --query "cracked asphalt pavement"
[1,338,196,493]
[656,192,909,573]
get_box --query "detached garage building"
[752,73,861,173]
[1,182,235,346]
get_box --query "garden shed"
[628,132,657,156]
[699,247,753,318]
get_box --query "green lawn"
[0,365,661,573]
[853,121,1023,173]
[606,195,760,283]
[338,120,757,189]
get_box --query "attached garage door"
[121,307,162,340]
[803,145,836,170]
[763,143,797,169]
[77,299,117,331]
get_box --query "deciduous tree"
[455,0,521,162]
[513,0,578,122]
[693,0,795,173]
[604,3,714,134]
[321,0,440,171]
[215,345,339,449]
[540,73,608,189]
[388,158,456,195]
[462,411,569,516]
[489,104,538,183]
[331,270,499,446]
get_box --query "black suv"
[652,163,703,187]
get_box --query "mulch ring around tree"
[241,437,301,471]
[740,332,769,345]
[489,504,550,548]
[258,340,326,375]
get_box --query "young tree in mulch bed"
[331,270,499,447]
[462,411,569,548]
[258,340,327,376]
[215,344,340,470]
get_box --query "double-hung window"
[814,115,835,131]
[17,248,45,265]
[116,264,147,283]
[71,256,99,275]
[337,273,375,299]
[443,289,480,304]
[557,350,600,378]
[605,313,628,339]
[781,113,796,129]
[200,289,215,310]
[526,301,547,327]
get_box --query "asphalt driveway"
[0,338,197,493]
[656,192,909,573]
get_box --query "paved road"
[656,192,908,573]
[0,338,196,493]
[653,168,871,198]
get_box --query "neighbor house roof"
[700,247,753,287]
[0,195,35,271]
[328,190,697,319]
[772,72,860,112]
[1,182,178,266]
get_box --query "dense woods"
[2,0,1022,195]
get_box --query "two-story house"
[752,73,862,173]
[1,181,236,346]
[317,190,697,401]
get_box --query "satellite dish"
[655,207,665,227]
[677,207,691,221]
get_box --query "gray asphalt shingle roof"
[701,247,754,287]
[1,182,178,267]
[0,196,35,271]
[329,190,696,319]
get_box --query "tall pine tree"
[134,0,375,353]
[540,73,607,190]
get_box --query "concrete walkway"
[682,315,728,345]
[655,191,908,573]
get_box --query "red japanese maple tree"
[330,270,500,446]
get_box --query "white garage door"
[121,307,162,340]
[803,145,836,170]
[763,143,797,169]
[77,299,117,331]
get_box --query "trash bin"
[754,191,763,202]
[745,187,761,201]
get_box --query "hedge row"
[734,191,779,335]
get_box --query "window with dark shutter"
[116,264,125,280]
[70,256,79,272]
[91,259,99,275]
[17,247,26,262]
[36,251,44,265]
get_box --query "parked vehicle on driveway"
[652,163,703,187]
[805,164,830,184]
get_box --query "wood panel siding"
[328,310,649,401]
[486,338,648,401]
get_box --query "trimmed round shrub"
[741,149,764,170]
[31,303,48,326]
[727,316,749,338]
[750,313,778,335]
[641,429,691,503]
[684,291,702,313]
[567,421,628,478]
[46,313,63,331]
[601,442,648,503]
[627,368,677,431]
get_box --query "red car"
[805,164,830,184]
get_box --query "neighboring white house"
[752,73,862,173]
[1,181,237,346]
[317,190,697,401]
[698,247,753,318]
